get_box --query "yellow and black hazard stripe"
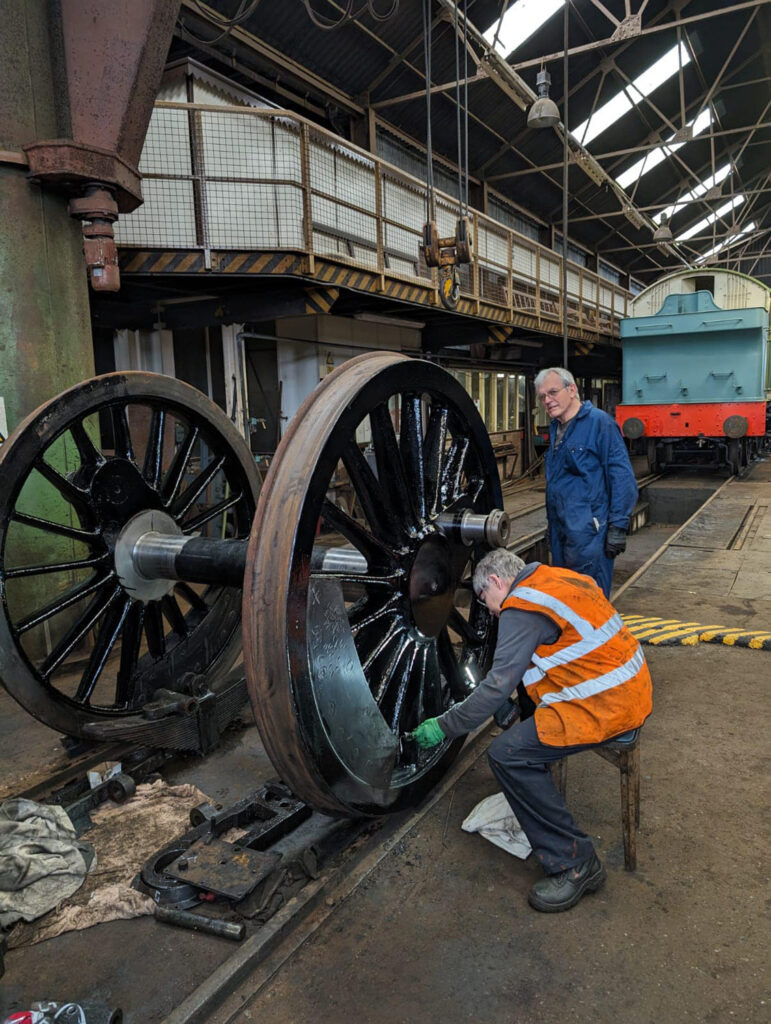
[118,247,616,341]
[621,615,771,650]
[304,286,339,314]
[487,325,510,346]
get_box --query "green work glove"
[412,718,445,748]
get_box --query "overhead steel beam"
[486,122,771,181]
[370,74,486,110]
[567,184,771,224]
[509,0,768,72]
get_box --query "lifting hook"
[421,216,472,311]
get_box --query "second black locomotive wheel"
[0,372,261,738]
[243,352,502,817]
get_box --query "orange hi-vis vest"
[502,565,652,747]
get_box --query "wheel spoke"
[321,499,397,568]
[162,424,200,505]
[399,643,428,732]
[182,490,243,534]
[15,572,113,635]
[161,594,188,637]
[174,581,208,613]
[115,602,145,707]
[447,607,483,646]
[358,614,404,676]
[142,408,165,488]
[171,453,227,520]
[389,641,421,732]
[468,599,490,639]
[144,602,166,659]
[311,569,402,588]
[5,554,108,580]
[370,403,415,527]
[442,481,485,514]
[400,394,426,523]
[33,458,93,522]
[437,627,467,701]
[342,440,403,545]
[348,593,401,634]
[424,404,448,516]
[422,641,445,717]
[40,584,124,679]
[70,420,105,471]
[442,437,469,507]
[111,404,135,462]
[373,631,411,703]
[11,511,99,546]
[74,594,132,704]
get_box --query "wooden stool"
[549,728,641,871]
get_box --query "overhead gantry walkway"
[114,102,632,350]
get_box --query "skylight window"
[675,195,746,243]
[696,222,757,264]
[615,108,713,190]
[484,0,565,56]
[655,163,733,224]
[573,43,691,147]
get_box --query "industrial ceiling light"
[653,214,673,244]
[528,69,560,128]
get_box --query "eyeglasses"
[537,384,568,404]
[475,588,488,608]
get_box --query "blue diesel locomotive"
[615,269,770,473]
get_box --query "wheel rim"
[0,372,260,737]
[243,353,501,817]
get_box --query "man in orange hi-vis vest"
[412,547,652,913]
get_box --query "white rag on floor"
[461,793,532,859]
[0,799,95,931]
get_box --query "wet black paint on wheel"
[244,353,501,817]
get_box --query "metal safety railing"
[115,102,631,336]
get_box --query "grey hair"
[534,367,577,390]
[473,548,525,596]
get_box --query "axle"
[119,508,510,595]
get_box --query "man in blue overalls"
[536,367,638,597]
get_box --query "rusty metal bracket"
[23,141,142,212]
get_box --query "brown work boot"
[528,853,606,913]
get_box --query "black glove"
[605,525,627,558]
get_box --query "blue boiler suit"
[545,401,638,597]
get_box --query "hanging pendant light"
[528,69,560,128]
[653,214,674,244]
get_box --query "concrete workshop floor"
[1,470,767,1022]
[222,641,767,1024]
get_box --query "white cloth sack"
[461,792,532,859]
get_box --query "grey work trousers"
[487,716,601,875]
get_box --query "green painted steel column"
[0,1,95,436]
[0,3,95,669]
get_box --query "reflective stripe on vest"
[539,646,646,707]
[522,612,624,687]
[513,585,595,638]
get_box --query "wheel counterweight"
[243,352,502,817]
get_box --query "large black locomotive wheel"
[0,373,260,738]
[243,353,501,817]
